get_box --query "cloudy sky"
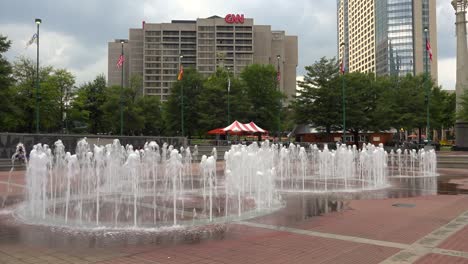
[0,0,458,90]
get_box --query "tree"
[101,85,144,135]
[163,68,204,137]
[0,35,17,131]
[240,64,282,132]
[439,90,456,129]
[386,74,441,142]
[338,72,387,146]
[68,75,106,134]
[197,68,249,134]
[293,57,341,135]
[46,69,75,132]
[129,74,143,98]
[10,57,71,132]
[137,95,163,135]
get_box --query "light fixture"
[35,18,42,24]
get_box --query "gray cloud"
[0,0,457,89]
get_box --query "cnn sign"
[225,14,245,24]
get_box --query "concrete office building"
[108,15,298,102]
[337,0,437,79]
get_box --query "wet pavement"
[0,168,467,263]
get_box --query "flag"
[277,71,281,82]
[227,76,231,92]
[25,33,37,48]
[177,65,184,81]
[426,39,433,62]
[117,54,125,68]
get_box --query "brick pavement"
[414,254,468,264]
[0,170,467,263]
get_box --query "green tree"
[68,75,106,134]
[440,90,456,129]
[101,85,144,135]
[129,74,143,98]
[197,68,249,134]
[293,57,341,136]
[163,68,204,137]
[339,72,387,145]
[10,57,68,132]
[137,95,163,135]
[0,35,18,131]
[240,64,282,132]
[387,74,439,142]
[46,69,75,132]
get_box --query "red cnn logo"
[225,14,245,24]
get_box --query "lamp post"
[227,67,231,125]
[424,27,430,142]
[179,54,184,137]
[120,40,125,135]
[276,54,281,142]
[35,18,41,133]
[340,42,346,144]
[227,67,231,142]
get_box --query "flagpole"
[340,42,346,144]
[276,55,281,143]
[120,40,124,136]
[35,18,41,133]
[227,68,231,142]
[227,67,230,125]
[424,27,430,142]
[179,54,184,137]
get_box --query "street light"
[340,42,346,144]
[120,39,125,136]
[179,54,184,137]
[35,18,41,134]
[276,55,281,142]
[227,67,231,125]
[424,27,431,143]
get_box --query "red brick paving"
[0,170,467,263]
[0,170,25,195]
[450,178,468,191]
[414,253,468,264]
[286,195,468,244]
[439,225,468,253]
[96,225,399,264]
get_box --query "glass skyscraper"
[338,0,437,80]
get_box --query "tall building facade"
[108,15,298,102]
[337,0,438,79]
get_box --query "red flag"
[277,71,281,82]
[426,39,433,62]
[117,54,124,68]
[177,65,184,81]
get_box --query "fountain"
[224,141,438,193]
[14,139,437,230]
[16,138,279,229]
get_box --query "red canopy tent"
[244,121,268,134]
[207,121,268,135]
[223,120,250,133]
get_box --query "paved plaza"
[0,167,467,264]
